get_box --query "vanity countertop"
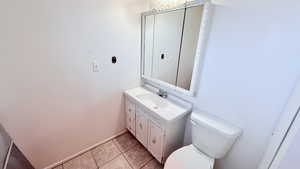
[124,87,191,123]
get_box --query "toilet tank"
[190,113,242,159]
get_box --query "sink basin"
[136,93,168,110]
[125,87,192,122]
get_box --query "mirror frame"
[141,0,213,97]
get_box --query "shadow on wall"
[125,0,148,25]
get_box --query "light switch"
[92,61,100,72]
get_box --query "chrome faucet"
[158,89,168,98]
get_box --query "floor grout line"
[91,139,124,169]
[100,154,125,169]
[51,131,162,169]
[90,150,100,169]
[113,137,135,169]
[139,158,154,169]
[121,153,135,169]
[121,143,156,169]
[113,136,139,154]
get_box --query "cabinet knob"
[139,123,143,129]
[152,139,156,144]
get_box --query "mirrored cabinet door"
[152,9,184,85]
[177,5,203,89]
[142,3,207,92]
[144,15,155,77]
[144,9,185,86]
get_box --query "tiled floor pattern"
[53,132,163,169]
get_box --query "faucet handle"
[158,89,168,98]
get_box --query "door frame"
[258,77,300,169]
[269,107,300,169]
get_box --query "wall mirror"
[141,0,212,96]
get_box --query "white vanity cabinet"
[124,87,191,163]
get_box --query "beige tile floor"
[53,132,163,169]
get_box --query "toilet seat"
[164,145,215,169]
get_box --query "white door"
[259,79,300,169]
[270,109,300,169]
[276,118,300,169]
[136,108,148,147]
[148,120,164,162]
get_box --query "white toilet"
[164,113,242,169]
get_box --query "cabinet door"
[136,108,148,147]
[148,120,164,162]
[152,9,184,85]
[125,100,135,135]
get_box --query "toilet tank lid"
[191,112,242,137]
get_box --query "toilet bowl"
[164,145,214,169]
[164,113,242,169]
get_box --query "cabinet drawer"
[148,120,164,162]
[136,108,148,147]
[126,100,136,135]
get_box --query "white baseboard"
[43,129,127,169]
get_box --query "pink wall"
[0,0,146,168]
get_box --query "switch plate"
[92,61,100,72]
